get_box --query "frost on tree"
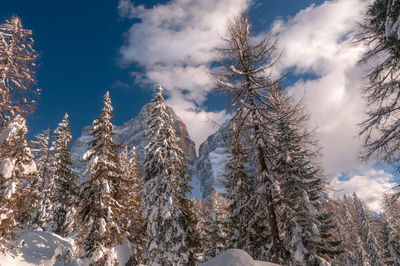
[359,0,400,176]
[30,128,56,231]
[77,92,124,265]
[269,91,340,265]
[0,16,39,127]
[0,115,36,251]
[202,192,229,261]
[52,113,79,237]
[118,145,145,265]
[223,109,261,258]
[212,15,284,262]
[381,193,400,264]
[352,193,385,265]
[141,84,196,266]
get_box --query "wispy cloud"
[118,0,250,147]
[331,168,395,212]
[273,0,368,175]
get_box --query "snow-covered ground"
[0,231,279,265]
[199,249,280,266]
[0,230,132,266]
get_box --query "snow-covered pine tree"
[141,84,196,265]
[212,15,284,262]
[118,145,145,265]
[0,16,39,127]
[30,128,56,231]
[223,109,260,257]
[52,113,79,237]
[0,115,36,250]
[352,193,385,265]
[269,91,334,265]
[203,192,229,261]
[191,199,207,262]
[381,193,400,264]
[77,92,123,264]
[334,196,371,265]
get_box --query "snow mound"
[199,249,280,266]
[0,230,74,266]
[0,230,132,266]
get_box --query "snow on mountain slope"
[71,102,233,199]
[195,125,231,198]
[199,249,280,266]
[71,103,197,180]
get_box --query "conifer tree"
[0,115,36,250]
[203,192,229,261]
[269,91,336,265]
[30,129,55,231]
[52,113,79,237]
[141,84,195,265]
[0,16,39,127]
[191,199,207,262]
[223,110,259,256]
[212,15,284,262]
[352,193,384,265]
[381,193,400,264]
[77,92,123,264]
[118,146,145,264]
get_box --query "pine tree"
[381,193,400,264]
[118,146,145,264]
[0,115,36,250]
[77,92,123,264]
[352,193,385,265]
[212,15,284,262]
[141,84,195,265]
[0,16,39,127]
[191,199,207,262]
[223,110,259,256]
[30,129,55,231]
[203,192,229,261]
[52,113,79,237]
[269,91,335,265]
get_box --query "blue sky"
[0,0,322,141]
[2,0,396,210]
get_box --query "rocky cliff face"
[71,103,197,177]
[71,102,231,199]
[194,125,230,198]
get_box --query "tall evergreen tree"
[77,92,123,264]
[203,192,229,261]
[30,129,55,231]
[223,109,259,256]
[270,91,336,265]
[118,146,145,264]
[141,84,195,265]
[52,113,79,237]
[352,193,384,265]
[0,115,36,250]
[0,16,39,127]
[381,193,400,264]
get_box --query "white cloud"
[273,0,369,175]
[331,168,395,212]
[118,0,250,147]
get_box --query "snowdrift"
[200,249,280,266]
[0,230,132,266]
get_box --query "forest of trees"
[1,0,400,265]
